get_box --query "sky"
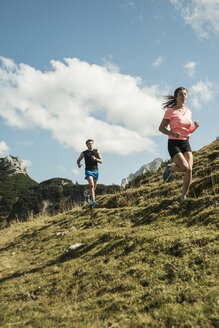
[0,0,218,186]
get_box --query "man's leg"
[94,179,97,194]
[87,176,95,202]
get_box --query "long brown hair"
[162,87,187,110]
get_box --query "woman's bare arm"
[159,118,180,138]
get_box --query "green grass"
[0,139,218,327]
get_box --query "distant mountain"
[121,158,163,187]
[0,155,29,175]
[0,155,37,227]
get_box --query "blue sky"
[0,0,218,185]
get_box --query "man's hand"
[194,121,200,127]
[91,155,97,161]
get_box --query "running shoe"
[84,192,90,203]
[162,164,172,181]
[91,201,98,208]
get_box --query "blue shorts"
[85,170,99,181]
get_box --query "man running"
[77,139,103,208]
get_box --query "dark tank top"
[83,149,98,171]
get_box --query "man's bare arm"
[91,150,103,164]
[77,152,84,168]
[96,150,103,164]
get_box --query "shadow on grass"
[131,199,181,227]
[0,223,55,253]
[131,196,219,228]
[93,239,127,258]
[0,245,90,284]
[0,233,115,284]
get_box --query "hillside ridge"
[0,138,218,327]
[0,164,120,228]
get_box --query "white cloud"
[152,56,163,68]
[0,56,164,155]
[154,15,163,20]
[153,40,161,46]
[16,140,34,146]
[22,159,32,167]
[0,141,10,157]
[184,61,197,77]
[72,168,80,176]
[101,58,120,73]
[120,1,136,9]
[139,13,143,21]
[190,81,214,109]
[57,165,67,172]
[170,0,219,38]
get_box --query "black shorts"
[168,139,192,159]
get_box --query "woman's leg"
[181,152,193,197]
[169,152,189,173]
[169,151,193,197]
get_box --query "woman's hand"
[189,121,200,133]
[91,155,97,161]
[171,132,180,138]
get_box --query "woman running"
[159,87,199,203]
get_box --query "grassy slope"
[0,139,218,328]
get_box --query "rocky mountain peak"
[121,157,163,187]
[0,155,29,175]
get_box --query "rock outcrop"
[0,155,29,175]
[121,158,163,187]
